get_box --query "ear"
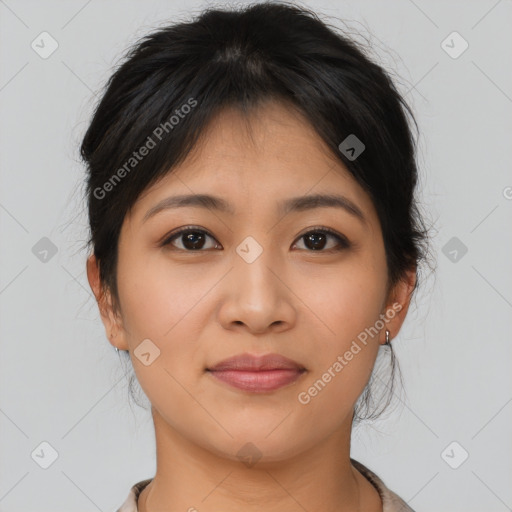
[86,254,129,351]
[379,267,417,345]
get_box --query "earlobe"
[381,267,417,344]
[86,254,129,351]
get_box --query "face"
[89,101,413,464]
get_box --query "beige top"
[115,458,415,512]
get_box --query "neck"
[137,407,381,512]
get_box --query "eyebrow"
[142,193,366,224]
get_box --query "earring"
[385,329,391,345]
[115,347,119,354]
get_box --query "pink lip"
[207,353,306,393]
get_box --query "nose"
[217,247,297,335]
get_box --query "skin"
[87,101,416,512]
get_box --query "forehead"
[182,101,338,176]
[131,101,379,226]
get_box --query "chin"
[215,431,304,464]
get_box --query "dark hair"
[80,1,431,422]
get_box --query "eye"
[293,227,351,252]
[161,226,350,252]
[161,227,221,251]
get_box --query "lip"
[206,353,306,393]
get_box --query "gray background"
[1,0,511,510]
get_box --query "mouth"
[206,353,307,393]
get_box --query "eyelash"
[160,225,351,252]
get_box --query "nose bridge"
[233,235,281,303]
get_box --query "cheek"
[115,248,211,415]
[328,277,386,345]
[116,246,206,341]
[295,251,388,406]
[306,253,388,347]
[115,246,219,395]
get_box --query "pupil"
[306,233,326,250]
[184,231,204,250]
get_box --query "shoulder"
[351,458,416,512]
[114,478,153,512]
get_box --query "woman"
[81,2,429,511]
